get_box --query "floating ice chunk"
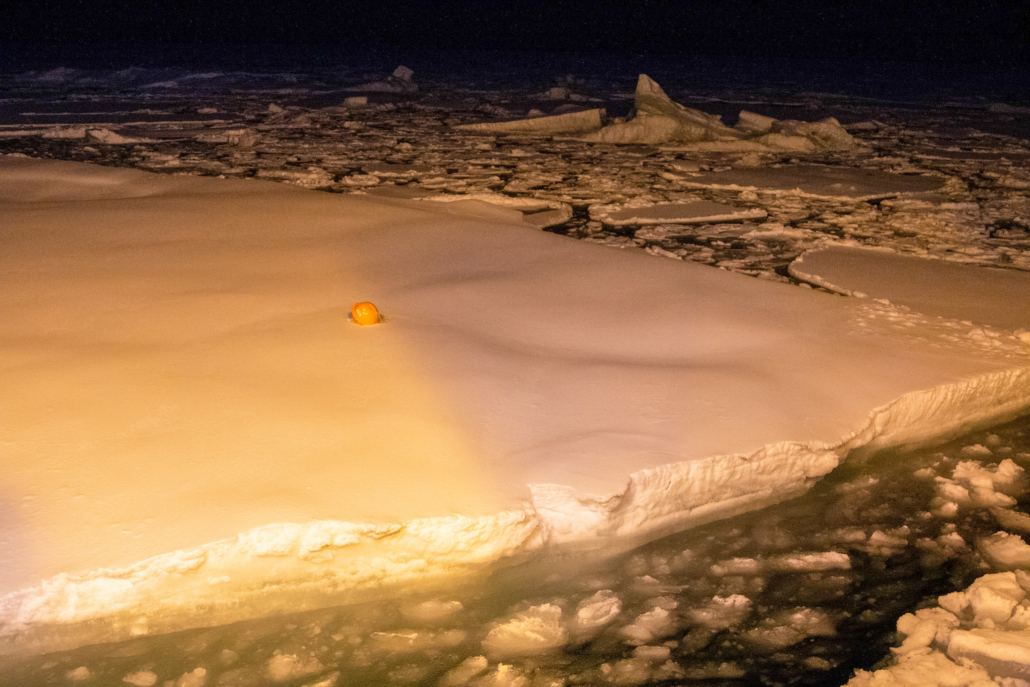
[440,656,489,686]
[454,108,606,135]
[174,668,206,687]
[87,128,156,144]
[947,628,1030,683]
[962,444,995,458]
[67,667,91,681]
[267,653,323,682]
[574,590,622,632]
[710,557,761,576]
[123,671,158,686]
[619,606,676,645]
[482,604,568,660]
[369,629,466,654]
[343,96,367,108]
[591,200,767,227]
[896,607,959,653]
[846,651,993,687]
[401,598,463,623]
[302,673,339,687]
[768,551,851,572]
[470,663,526,687]
[42,126,88,139]
[979,533,1030,571]
[688,595,751,630]
[632,645,671,661]
[993,508,1030,534]
[790,245,1030,331]
[970,584,1022,625]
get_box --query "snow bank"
[580,75,855,152]
[1,158,1029,655]
[790,244,1030,332]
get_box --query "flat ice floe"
[678,164,945,199]
[1,157,1029,653]
[790,244,1030,332]
[590,200,767,227]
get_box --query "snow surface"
[2,157,1030,653]
[790,244,1030,331]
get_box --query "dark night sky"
[1,0,1028,64]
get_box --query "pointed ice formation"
[347,65,418,94]
[582,75,855,152]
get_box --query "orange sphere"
[351,301,381,326]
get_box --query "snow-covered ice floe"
[2,157,1030,655]
[790,244,1030,333]
[590,200,767,227]
[579,75,856,152]
[454,108,606,135]
[679,163,946,200]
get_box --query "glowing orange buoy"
[351,301,381,326]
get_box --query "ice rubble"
[847,572,1030,686]
[1,157,1030,654]
[580,75,856,152]
[790,244,1030,332]
[452,74,854,151]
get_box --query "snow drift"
[1,157,1028,655]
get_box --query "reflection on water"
[5,415,1030,687]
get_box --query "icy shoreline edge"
[2,366,1030,657]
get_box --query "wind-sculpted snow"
[1,158,1029,655]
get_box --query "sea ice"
[681,164,945,199]
[581,75,855,152]
[790,245,1030,331]
[2,157,1029,653]
[454,108,606,135]
[481,604,567,659]
[590,200,767,226]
